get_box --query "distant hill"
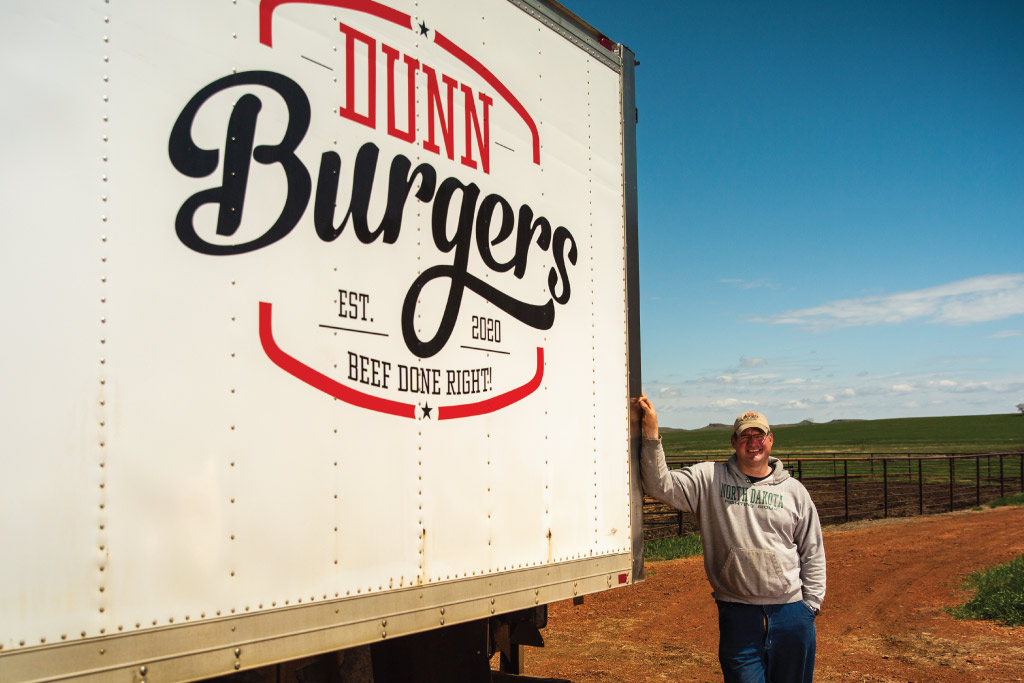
[775,419,817,429]
[668,418,867,431]
[658,413,1023,458]
[694,423,730,431]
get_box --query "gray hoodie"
[641,437,826,611]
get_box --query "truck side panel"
[0,1,641,679]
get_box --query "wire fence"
[643,451,1024,540]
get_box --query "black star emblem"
[418,21,429,37]
[421,402,433,419]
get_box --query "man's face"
[731,427,774,475]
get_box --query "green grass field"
[660,413,1024,459]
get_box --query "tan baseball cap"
[733,411,770,435]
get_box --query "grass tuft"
[949,554,1024,627]
[988,492,1024,508]
[644,533,703,561]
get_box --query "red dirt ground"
[525,505,1024,682]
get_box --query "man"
[637,394,825,683]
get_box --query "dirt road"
[525,505,1024,682]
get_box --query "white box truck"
[0,1,642,680]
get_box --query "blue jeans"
[716,600,816,683]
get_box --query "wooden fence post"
[844,459,849,523]
[1000,455,1005,498]
[918,458,923,516]
[883,459,888,518]
[949,458,954,512]
[976,456,981,507]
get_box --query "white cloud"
[716,375,736,384]
[761,274,1024,330]
[741,356,767,368]
[645,368,1024,430]
[949,380,1014,393]
[990,330,1023,339]
[711,398,742,408]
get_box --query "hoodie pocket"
[717,548,788,598]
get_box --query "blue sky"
[563,0,1024,428]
